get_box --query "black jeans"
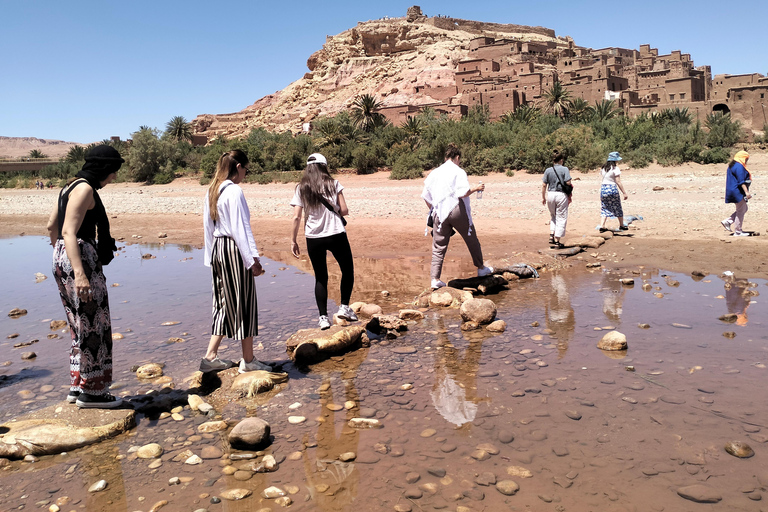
[306,232,354,316]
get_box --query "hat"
[607,151,622,162]
[307,153,327,166]
[85,144,125,164]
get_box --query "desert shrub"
[152,163,176,184]
[505,169,515,177]
[570,144,605,171]
[390,152,424,180]
[464,146,505,175]
[352,145,382,174]
[125,128,186,183]
[622,149,653,168]
[705,112,743,148]
[698,147,731,164]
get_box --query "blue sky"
[1,0,765,143]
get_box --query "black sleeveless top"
[57,179,98,241]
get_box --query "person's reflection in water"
[302,353,365,509]
[430,317,488,429]
[545,273,576,358]
[724,277,751,326]
[602,274,627,323]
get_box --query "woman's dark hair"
[298,162,335,211]
[727,160,737,169]
[444,143,461,161]
[602,160,617,172]
[553,150,565,164]
[208,149,248,222]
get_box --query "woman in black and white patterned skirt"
[200,150,272,374]
[46,145,123,408]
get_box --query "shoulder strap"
[213,182,233,226]
[317,194,347,226]
[553,166,567,190]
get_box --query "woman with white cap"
[291,153,356,330]
[599,151,629,232]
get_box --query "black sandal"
[550,241,565,249]
[549,235,555,244]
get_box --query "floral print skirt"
[52,239,113,395]
[600,184,623,218]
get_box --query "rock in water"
[359,304,383,317]
[50,320,67,330]
[88,480,108,493]
[677,484,722,503]
[460,298,497,324]
[228,418,270,449]
[230,370,288,398]
[486,320,507,332]
[286,325,365,361]
[495,480,520,496]
[136,443,164,459]
[7,308,27,318]
[0,404,135,459]
[220,488,252,501]
[597,331,627,351]
[725,441,754,458]
[136,363,164,379]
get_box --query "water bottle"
[477,182,483,200]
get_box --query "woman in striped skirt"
[200,150,271,373]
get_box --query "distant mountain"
[0,136,83,159]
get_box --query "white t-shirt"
[203,180,259,269]
[422,159,472,226]
[290,180,346,238]
[601,166,621,185]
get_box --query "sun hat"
[307,153,327,166]
[607,151,622,162]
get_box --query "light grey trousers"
[431,201,484,280]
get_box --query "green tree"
[592,100,620,121]
[566,98,593,123]
[660,107,692,125]
[501,104,541,125]
[543,81,572,118]
[350,94,387,132]
[705,112,743,147]
[125,127,183,183]
[165,116,192,142]
[65,145,87,163]
[28,149,47,159]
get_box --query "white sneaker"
[239,358,272,373]
[431,279,446,290]
[733,232,751,237]
[336,304,358,322]
[721,219,732,232]
[477,266,494,277]
[318,315,331,330]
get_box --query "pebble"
[725,441,754,458]
[392,346,417,354]
[507,466,532,478]
[677,484,722,503]
[428,467,446,478]
[88,480,108,493]
[288,416,306,424]
[233,471,252,481]
[275,496,292,507]
[137,443,164,459]
[262,486,286,499]
[185,455,203,465]
[220,488,252,501]
[420,428,436,438]
[404,488,423,499]
[496,480,520,496]
[394,504,412,512]
[498,431,515,443]
[565,410,582,420]
[405,472,420,484]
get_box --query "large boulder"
[0,404,135,459]
[597,331,627,351]
[286,325,366,361]
[460,299,497,324]
[230,371,289,398]
[228,418,270,449]
[367,315,408,338]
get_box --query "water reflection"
[724,275,753,326]
[430,317,484,427]
[601,272,626,323]
[544,273,575,358]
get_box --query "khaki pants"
[431,201,484,280]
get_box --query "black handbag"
[553,166,573,196]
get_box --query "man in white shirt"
[422,144,493,289]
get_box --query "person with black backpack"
[291,153,357,330]
[541,150,573,249]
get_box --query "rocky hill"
[0,136,81,159]
[192,7,562,139]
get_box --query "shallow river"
[1,237,767,511]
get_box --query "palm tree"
[566,98,593,123]
[592,99,620,121]
[500,104,540,125]
[28,149,47,159]
[65,145,87,163]
[660,107,692,125]
[402,116,423,148]
[543,82,572,118]
[350,94,387,132]
[165,116,192,142]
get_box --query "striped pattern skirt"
[211,236,258,339]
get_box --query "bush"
[390,152,424,180]
[705,112,743,148]
[352,145,381,174]
[698,147,731,164]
